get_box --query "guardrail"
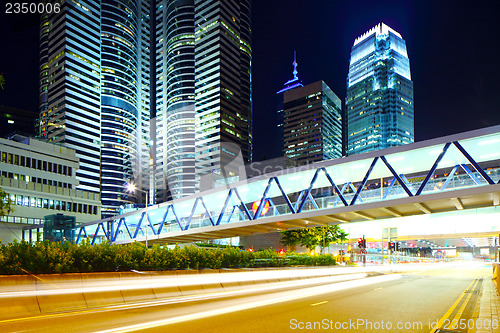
[0,265,406,321]
[493,262,500,296]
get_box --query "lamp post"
[126,183,149,247]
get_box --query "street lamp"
[126,183,149,247]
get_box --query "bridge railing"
[74,130,500,245]
[104,167,499,244]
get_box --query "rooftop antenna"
[292,50,298,79]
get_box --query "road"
[0,261,492,333]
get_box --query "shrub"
[0,241,336,275]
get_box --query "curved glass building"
[346,23,414,156]
[40,0,252,214]
[100,0,151,217]
[40,0,151,218]
[156,0,252,199]
[156,0,196,201]
[101,0,150,217]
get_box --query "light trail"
[0,273,369,324]
[92,274,402,333]
[0,264,431,298]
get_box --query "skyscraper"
[194,0,252,186]
[39,0,151,218]
[283,81,342,165]
[156,0,252,198]
[40,0,252,213]
[39,1,102,194]
[155,0,196,202]
[100,0,151,217]
[346,23,413,156]
[275,52,303,158]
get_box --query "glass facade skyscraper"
[194,0,252,185]
[39,1,102,194]
[40,0,252,213]
[100,0,151,217]
[283,81,342,165]
[346,23,414,156]
[156,0,252,198]
[155,0,196,202]
[39,0,151,218]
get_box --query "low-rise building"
[0,135,101,243]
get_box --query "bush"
[0,241,336,275]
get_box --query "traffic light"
[357,237,367,249]
[396,242,401,251]
[388,241,395,251]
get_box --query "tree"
[280,225,348,253]
[0,73,5,90]
[0,188,14,217]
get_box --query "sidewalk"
[476,277,500,333]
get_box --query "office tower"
[346,23,413,156]
[155,0,196,201]
[283,81,342,165]
[39,1,101,195]
[194,0,252,188]
[275,52,303,158]
[100,0,151,217]
[156,0,252,198]
[39,1,151,218]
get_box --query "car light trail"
[93,274,402,333]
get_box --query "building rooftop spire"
[292,50,298,79]
[276,51,304,94]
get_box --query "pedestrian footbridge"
[75,126,500,245]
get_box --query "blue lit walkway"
[76,126,500,245]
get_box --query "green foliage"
[0,187,14,217]
[280,225,348,252]
[0,73,4,90]
[0,241,337,275]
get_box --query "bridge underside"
[117,184,500,245]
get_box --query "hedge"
[0,240,336,275]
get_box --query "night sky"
[1,1,500,162]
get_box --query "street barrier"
[121,287,156,303]
[37,292,87,314]
[0,265,407,321]
[493,262,499,296]
[0,295,40,320]
[83,290,126,308]
[152,285,182,299]
[0,274,37,293]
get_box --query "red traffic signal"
[358,237,367,249]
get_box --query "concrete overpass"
[73,126,500,245]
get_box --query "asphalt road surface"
[0,261,492,333]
